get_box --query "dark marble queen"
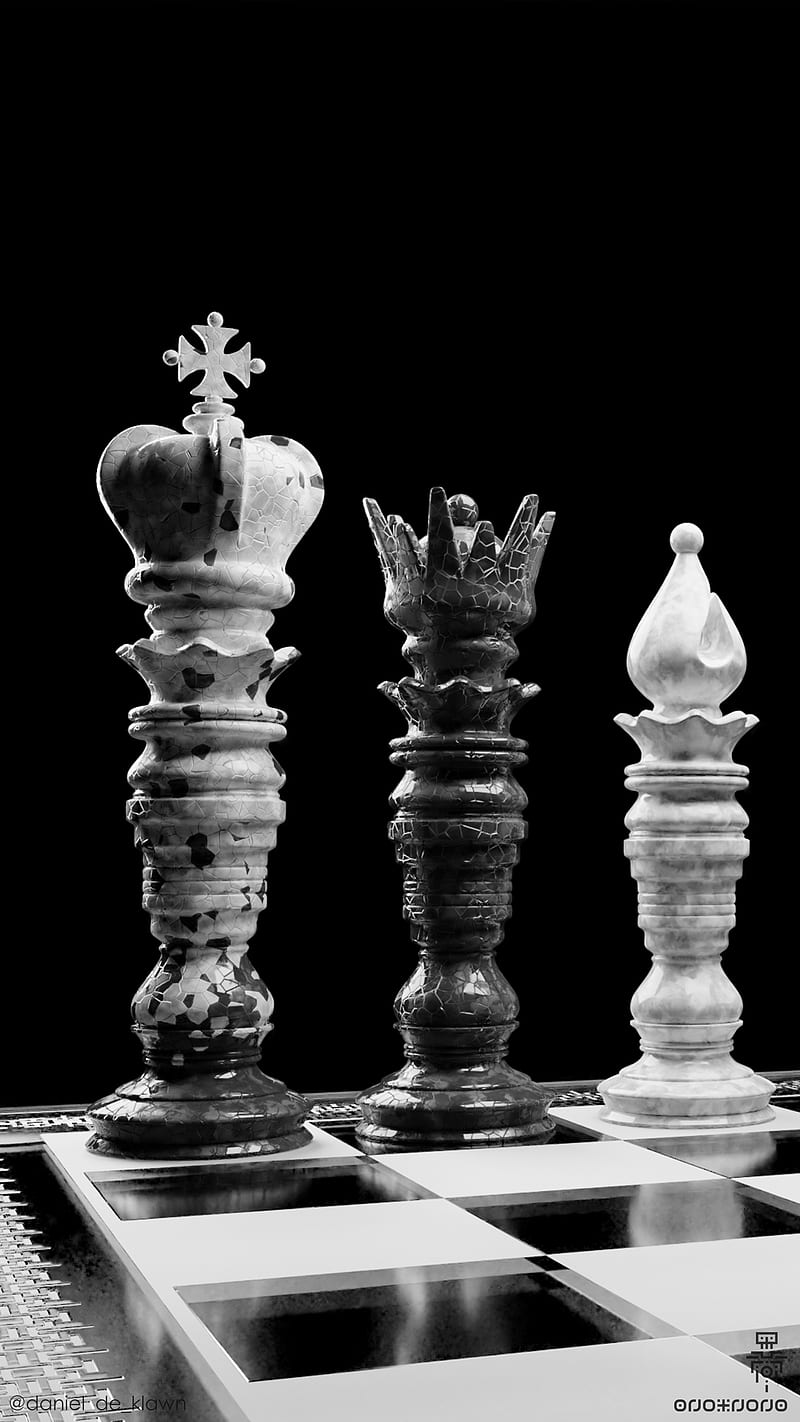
[356,488,556,1151]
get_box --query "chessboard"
[2,1098,798,1422]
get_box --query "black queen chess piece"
[357,487,556,1150]
[86,312,324,1158]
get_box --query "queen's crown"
[364,487,555,632]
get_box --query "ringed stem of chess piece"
[599,523,774,1129]
[86,312,324,1158]
[357,488,556,1150]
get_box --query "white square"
[550,1235,800,1335]
[241,1336,800,1422]
[736,1174,800,1207]
[375,1140,713,1200]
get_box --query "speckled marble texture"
[598,524,774,1130]
[86,313,324,1159]
[357,488,556,1150]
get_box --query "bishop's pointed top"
[627,522,747,716]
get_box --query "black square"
[465,1180,798,1254]
[90,1158,429,1221]
[639,1131,800,1178]
[182,1258,663,1381]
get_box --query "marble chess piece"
[86,312,324,1158]
[599,523,774,1129]
[357,488,556,1150]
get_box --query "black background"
[5,2,797,1108]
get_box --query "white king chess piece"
[87,312,324,1158]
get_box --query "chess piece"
[599,524,774,1129]
[357,488,555,1149]
[86,312,324,1158]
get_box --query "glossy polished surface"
[357,489,555,1149]
[186,1259,653,1382]
[92,1158,429,1221]
[329,1120,596,1152]
[88,311,323,1158]
[468,1180,798,1253]
[7,1108,797,1418]
[640,1131,800,1177]
[599,525,773,1129]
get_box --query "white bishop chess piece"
[599,523,775,1129]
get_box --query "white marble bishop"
[598,523,775,1129]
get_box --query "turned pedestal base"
[86,1061,310,1159]
[356,1055,553,1151]
[599,1053,774,1131]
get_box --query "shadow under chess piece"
[599,523,774,1129]
[356,488,556,1150]
[86,312,324,1158]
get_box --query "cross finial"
[163,312,266,403]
